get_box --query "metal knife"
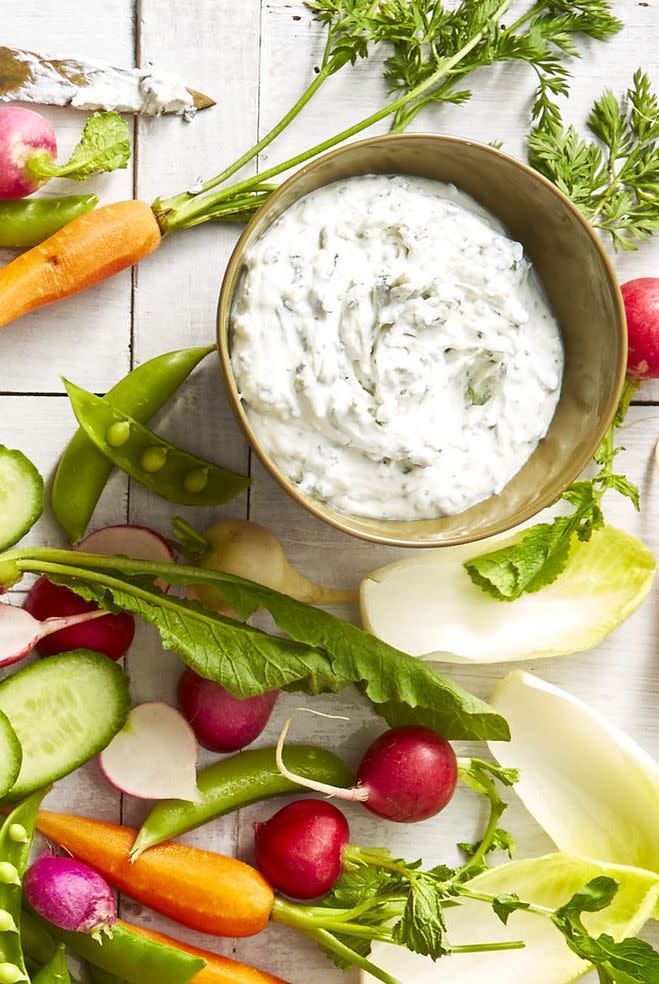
[0,45,215,118]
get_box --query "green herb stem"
[450,941,526,954]
[458,887,554,918]
[158,0,514,232]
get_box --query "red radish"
[177,667,278,752]
[79,525,175,592]
[622,278,659,379]
[24,854,116,939]
[99,702,202,802]
[24,577,134,661]
[277,716,458,823]
[254,800,349,899]
[0,600,105,667]
[0,107,57,200]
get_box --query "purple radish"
[277,718,458,823]
[0,107,57,199]
[99,702,202,802]
[79,525,175,592]
[0,600,105,667]
[24,854,116,939]
[254,800,349,899]
[177,667,279,752]
[24,577,134,661]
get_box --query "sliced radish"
[79,525,175,592]
[0,600,104,667]
[99,702,203,802]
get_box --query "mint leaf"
[392,878,449,960]
[551,878,659,982]
[459,828,516,861]
[555,877,620,920]
[46,557,509,741]
[492,893,530,925]
[31,112,131,181]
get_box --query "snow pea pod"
[0,197,98,249]
[32,945,70,984]
[52,346,215,543]
[21,913,203,984]
[131,744,354,859]
[0,789,47,984]
[63,380,249,507]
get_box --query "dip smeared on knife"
[230,175,563,521]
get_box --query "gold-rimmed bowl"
[217,134,626,548]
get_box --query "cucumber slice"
[0,650,130,801]
[0,707,21,798]
[0,445,44,549]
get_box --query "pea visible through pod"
[131,744,354,860]
[63,380,249,508]
[0,197,98,250]
[0,788,48,984]
[52,346,215,542]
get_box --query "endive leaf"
[359,525,655,663]
[362,854,659,983]
[489,671,659,913]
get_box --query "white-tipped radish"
[99,702,203,802]
[276,709,458,823]
[0,107,57,199]
[79,525,175,592]
[173,517,356,613]
[0,600,104,667]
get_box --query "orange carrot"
[35,810,274,938]
[0,200,161,329]
[121,920,290,984]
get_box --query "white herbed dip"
[230,175,564,521]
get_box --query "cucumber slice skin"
[0,649,130,801]
[0,445,44,550]
[0,707,22,799]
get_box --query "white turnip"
[177,667,278,752]
[99,702,202,802]
[173,517,356,613]
[24,854,116,939]
[622,278,659,379]
[277,716,458,823]
[23,577,134,661]
[254,800,350,899]
[0,107,57,199]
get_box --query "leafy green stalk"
[0,546,508,741]
[27,112,131,182]
[529,70,659,250]
[465,377,641,601]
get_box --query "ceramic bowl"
[217,134,626,547]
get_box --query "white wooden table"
[2,2,659,981]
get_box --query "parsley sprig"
[530,70,659,250]
[154,0,622,231]
[465,378,640,601]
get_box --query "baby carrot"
[123,922,290,984]
[0,200,161,329]
[33,811,274,938]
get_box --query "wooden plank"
[123,0,262,956]
[0,0,135,393]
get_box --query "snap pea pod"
[0,788,48,984]
[52,346,215,543]
[63,380,249,507]
[21,914,203,984]
[131,744,354,859]
[31,945,70,984]
[87,968,124,984]
[0,197,98,250]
